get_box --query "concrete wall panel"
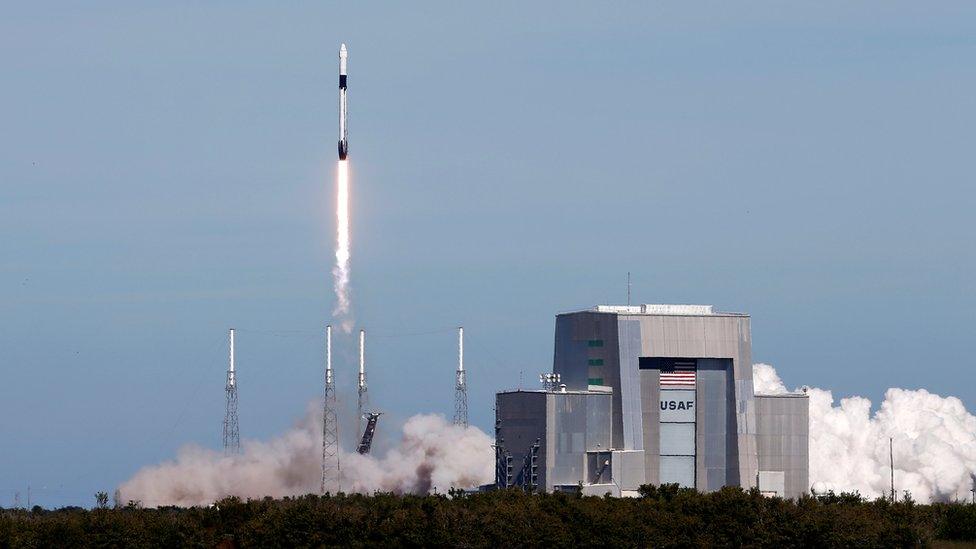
[755,394,809,499]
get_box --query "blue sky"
[1,2,974,507]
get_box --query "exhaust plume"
[754,363,976,502]
[332,160,352,332]
[118,407,493,508]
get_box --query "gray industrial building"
[494,304,809,498]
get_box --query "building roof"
[559,304,748,317]
[754,391,810,399]
[497,388,611,396]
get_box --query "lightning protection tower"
[453,326,468,427]
[321,325,340,493]
[223,328,241,455]
[357,329,368,434]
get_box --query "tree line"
[1,485,975,547]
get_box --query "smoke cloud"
[122,363,976,506]
[754,363,976,502]
[119,407,493,508]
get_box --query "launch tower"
[223,328,241,455]
[454,327,468,427]
[321,325,340,492]
[357,329,368,434]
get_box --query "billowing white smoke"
[119,407,493,508]
[332,160,353,333]
[754,363,976,502]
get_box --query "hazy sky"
[2,3,974,507]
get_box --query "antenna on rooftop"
[627,272,631,306]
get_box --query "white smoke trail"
[118,407,493,508]
[754,363,976,502]
[332,160,353,333]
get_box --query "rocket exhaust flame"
[332,160,352,332]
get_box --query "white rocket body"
[338,44,348,160]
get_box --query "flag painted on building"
[660,362,696,388]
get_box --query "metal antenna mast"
[889,437,895,501]
[627,272,631,306]
[453,326,468,427]
[222,328,241,455]
[321,325,340,493]
[357,329,368,433]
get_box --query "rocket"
[338,43,349,160]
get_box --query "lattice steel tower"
[357,329,368,434]
[453,326,468,427]
[222,328,240,455]
[321,325,340,493]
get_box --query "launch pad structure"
[357,412,382,455]
[321,325,340,493]
[454,327,468,428]
[357,329,368,435]
[223,328,240,456]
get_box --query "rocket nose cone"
[340,43,347,53]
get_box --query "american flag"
[660,362,696,388]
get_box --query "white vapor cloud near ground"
[119,406,493,508]
[121,366,976,506]
[755,363,976,502]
